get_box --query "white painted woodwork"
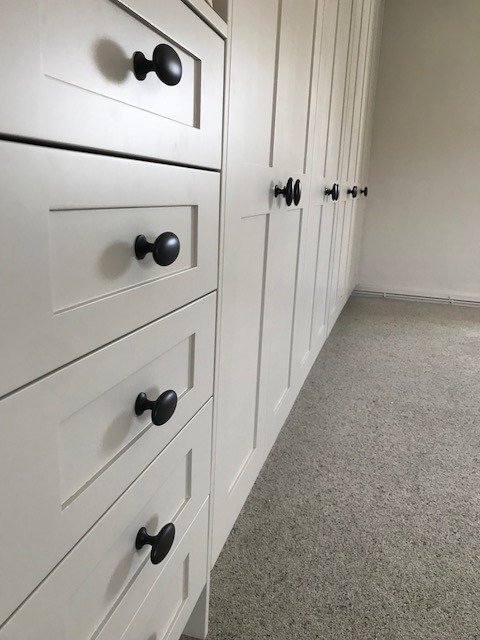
[0,294,215,624]
[212,0,279,561]
[260,0,319,451]
[327,0,381,327]
[118,503,208,640]
[0,0,224,168]
[307,0,342,351]
[346,0,380,292]
[325,0,358,328]
[0,142,219,396]
[213,0,383,567]
[0,1,386,636]
[212,0,319,561]
[0,403,211,639]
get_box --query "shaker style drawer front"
[116,504,209,640]
[0,142,219,396]
[0,0,224,168]
[0,403,212,639]
[0,294,215,624]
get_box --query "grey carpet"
[207,297,480,640]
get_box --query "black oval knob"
[293,179,302,206]
[135,232,180,266]
[135,390,177,426]
[133,44,182,85]
[325,183,340,201]
[274,178,294,206]
[360,186,369,197]
[135,522,175,565]
[347,186,358,198]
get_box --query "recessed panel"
[312,204,335,343]
[64,449,192,640]
[266,209,302,413]
[222,215,268,491]
[41,0,198,127]
[49,205,197,313]
[59,335,193,506]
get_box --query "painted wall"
[358,0,480,302]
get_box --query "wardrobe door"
[260,0,319,450]
[337,0,370,310]
[325,0,360,329]
[212,0,280,562]
[306,0,354,343]
[212,0,318,561]
[302,0,340,356]
[347,0,384,291]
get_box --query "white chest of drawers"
[0,0,226,638]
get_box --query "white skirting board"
[353,288,480,309]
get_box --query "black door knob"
[135,522,175,565]
[325,183,340,201]
[274,178,294,206]
[135,232,180,266]
[347,186,358,198]
[133,44,182,85]
[293,179,302,206]
[135,390,178,426]
[360,187,369,197]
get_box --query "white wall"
[358,0,480,302]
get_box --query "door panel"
[338,198,354,302]
[307,0,355,341]
[327,201,346,327]
[272,0,318,174]
[212,0,280,562]
[261,0,318,448]
[311,203,335,346]
[263,209,303,444]
[292,195,322,372]
[213,0,320,560]
[324,0,354,185]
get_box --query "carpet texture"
[207,297,480,640]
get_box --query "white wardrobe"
[0,1,383,639]
[213,0,384,566]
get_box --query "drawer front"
[0,296,215,624]
[0,0,223,168]
[0,404,211,639]
[0,141,219,396]
[111,504,209,640]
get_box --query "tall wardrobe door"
[304,0,341,351]
[260,0,319,451]
[339,0,374,302]
[348,0,383,291]
[212,0,281,562]
[325,0,361,329]
[297,0,355,357]
[212,0,319,561]
[334,0,367,313]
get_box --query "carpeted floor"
[206,296,480,640]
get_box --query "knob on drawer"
[136,522,175,565]
[133,44,182,85]
[360,186,369,197]
[325,183,340,201]
[135,232,180,266]
[347,186,358,198]
[274,178,294,206]
[135,390,178,426]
